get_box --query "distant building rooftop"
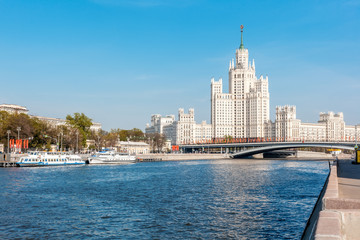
[0,104,29,114]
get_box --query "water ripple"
[0,160,328,239]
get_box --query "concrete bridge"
[180,142,357,158]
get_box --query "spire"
[252,59,255,70]
[239,25,244,49]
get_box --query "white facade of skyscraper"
[211,78,234,138]
[211,27,269,139]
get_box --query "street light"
[16,127,21,140]
[60,132,63,152]
[16,127,21,153]
[76,131,79,153]
[97,136,100,152]
[57,133,60,151]
[6,130,11,154]
[356,124,358,147]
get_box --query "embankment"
[302,158,360,239]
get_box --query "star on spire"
[239,25,244,49]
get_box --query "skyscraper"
[211,26,270,139]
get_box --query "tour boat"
[16,151,87,167]
[88,151,136,164]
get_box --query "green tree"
[30,117,52,149]
[104,130,118,147]
[66,113,92,148]
[145,133,166,153]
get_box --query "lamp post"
[57,133,60,151]
[16,127,21,140]
[356,125,358,147]
[97,136,100,152]
[16,127,21,153]
[127,138,130,154]
[6,130,11,154]
[76,131,79,153]
[28,137,33,153]
[60,132,63,152]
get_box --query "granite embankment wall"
[302,159,360,240]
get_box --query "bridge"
[179,142,357,158]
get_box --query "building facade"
[115,141,150,155]
[148,109,212,145]
[145,114,175,134]
[211,26,269,139]
[265,106,359,142]
[0,104,29,114]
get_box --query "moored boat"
[88,151,136,164]
[16,151,86,167]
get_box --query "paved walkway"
[338,160,360,199]
[337,160,360,239]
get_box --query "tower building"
[211,25,270,139]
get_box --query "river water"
[0,159,329,239]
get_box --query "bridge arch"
[231,143,355,158]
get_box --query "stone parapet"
[314,164,342,240]
[312,160,360,240]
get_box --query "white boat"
[88,151,136,164]
[16,151,87,167]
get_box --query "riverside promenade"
[303,158,360,240]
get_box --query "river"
[0,159,329,239]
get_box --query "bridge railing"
[181,137,359,145]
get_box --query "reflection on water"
[0,159,328,239]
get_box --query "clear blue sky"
[0,0,359,131]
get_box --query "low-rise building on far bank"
[115,141,150,155]
[0,104,29,115]
[0,103,102,131]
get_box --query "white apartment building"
[149,108,212,145]
[195,121,213,143]
[266,106,358,142]
[145,114,175,134]
[318,112,345,141]
[211,26,269,139]
[275,106,301,141]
